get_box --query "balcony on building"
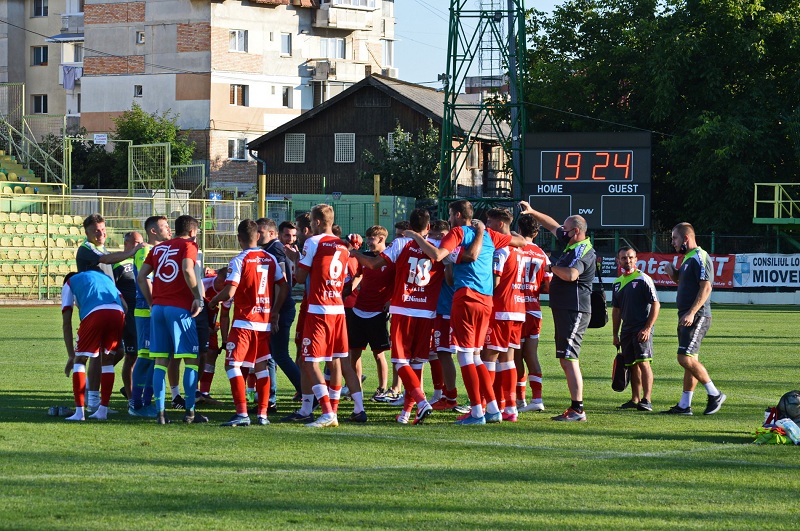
[311,59,371,83]
[313,0,377,31]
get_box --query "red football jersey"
[343,256,359,309]
[144,237,198,311]
[226,247,285,331]
[380,236,444,319]
[354,255,395,314]
[516,242,551,314]
[492,246,525,321]
[298,234,348,315]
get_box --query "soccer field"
[1,304,799,530]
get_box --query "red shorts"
[522,313,543,340]
[301,312,348,362]
[450,288,492,353]
[485,317,523,352]
[294,304,307,349]
[432,315,452,353]
[75,309,124,357]
[225,327,271,369]
[391,314,433,363]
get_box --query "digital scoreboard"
[523,132,652,229]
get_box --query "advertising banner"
[733,254,800,288]
[607,252,736,289]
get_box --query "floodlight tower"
[438,0,526,218]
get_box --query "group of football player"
[60,199,558,427]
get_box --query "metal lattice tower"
[438,0,526,217]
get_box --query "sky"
[393,0,561,87]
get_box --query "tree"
[111,102,195,188]
[40,127,118,189]
[524,0,800,232]
[361,120,441,200]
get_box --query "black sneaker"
[618,400,639,409]
[119,386,129,400]
[347,410,368,423]
[156,411,171,424]
[282,411,314,423]
[704,393,726,415]
[268,403,278,415]
[183,411,209,424]
[172,395,186,410]
[661,404,693,415]
[637,399,653,412]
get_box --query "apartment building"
[0,0,396,191]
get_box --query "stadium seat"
[0,212,7,222]
[1,187,10,195]
[8,173,17,182]
[26,224,35,234]
[58,225,69,235]
[52,214,62,224]
[12,264,23,274]
[11,237,21,247]
[0,275,7,287]
[8,213,18,222]
[1,264,12,274]
[2,224,12,235]
[6,275,18,287]
[13,186,22,194]
[14,224,24,234]
[24,186,33,194]
[20,276,32,287]
[19,213,30,222]
[58,263,70,274]
[7,249,18,260]
[0,236,10,246]
[28,249,40,260]
[18,249,29,260]
[23,264,36,274]
[69,226,80,236]
[33,237,44,247]
[50,249,61,260]
[55,238,67,248]
[36,224,46,234]
[30,213,41,223]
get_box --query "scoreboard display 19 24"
[523,132,652,229]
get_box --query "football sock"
[457,352,481,408]
[529,372,543,400]
[72,363,86,407]
[571,400,584,413]
[131,357,154,408]
[226,367,248,415]
[153,365,168,412]
[183,364,198,411]
[517,374,527,401]
[298,394,314,416]
[474,357,498,408]
[256,370,270,417]
[397,364,427,406]
[329,385,342,414]
[679,391,694,408]
[351,391,364,414]
[402,391,415,413]
[397,411,410,423]
[444,388,458,401]
[88,404,108,420]
[100,365,115,406]
[484,360,496,383]
[65,406,85,421]
[312,384,333,415]
[704,381,720,396]
[170,386,180,401]
[500,362,516,412]
[429,357,445,392]
[199,363,215,394]
[87,390,100,410]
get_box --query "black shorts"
[194,306,211,352]
[620,331,653,366]
[677,314,711,356]
[123,306,137,355]
[552,309,590,360]
[346,308,390,352]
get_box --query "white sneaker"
[88,405,108,420]
[389,393,406,407]
[519,401,545,412]
[516,399,528,409]
[305,413,339,428]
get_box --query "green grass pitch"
[1,304,799,529]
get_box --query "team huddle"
[59,199,725,426]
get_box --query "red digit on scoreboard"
[564,152,580,180]
[614,152,631,179]
[592,152,610,180]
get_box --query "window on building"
[284,133,306,163]
[335,133,355,163]
[32,95,48,114]
[467,144,479,168]
[282,86,292,108]
[73,44,83,63]
[382,40,394,67]
[228,138,247,160]
[382,0,394,17]
[136,31,145,44]
[387,132,395,154]
[32,46,48,66]
[229,30,248,52]
[33,0,48,17]
[230,84,248,106]
[134,85,143,98]
[320,38,346,60]
[281,33,292,55]
[326,0,376,6]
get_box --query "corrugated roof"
[248,74,508,150]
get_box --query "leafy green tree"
[40,127,118,189]
[362,120,441,200]
[525,0,800,232]
[111,103,195,187]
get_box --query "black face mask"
[678,241,688,254]
[559,228,573,247]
